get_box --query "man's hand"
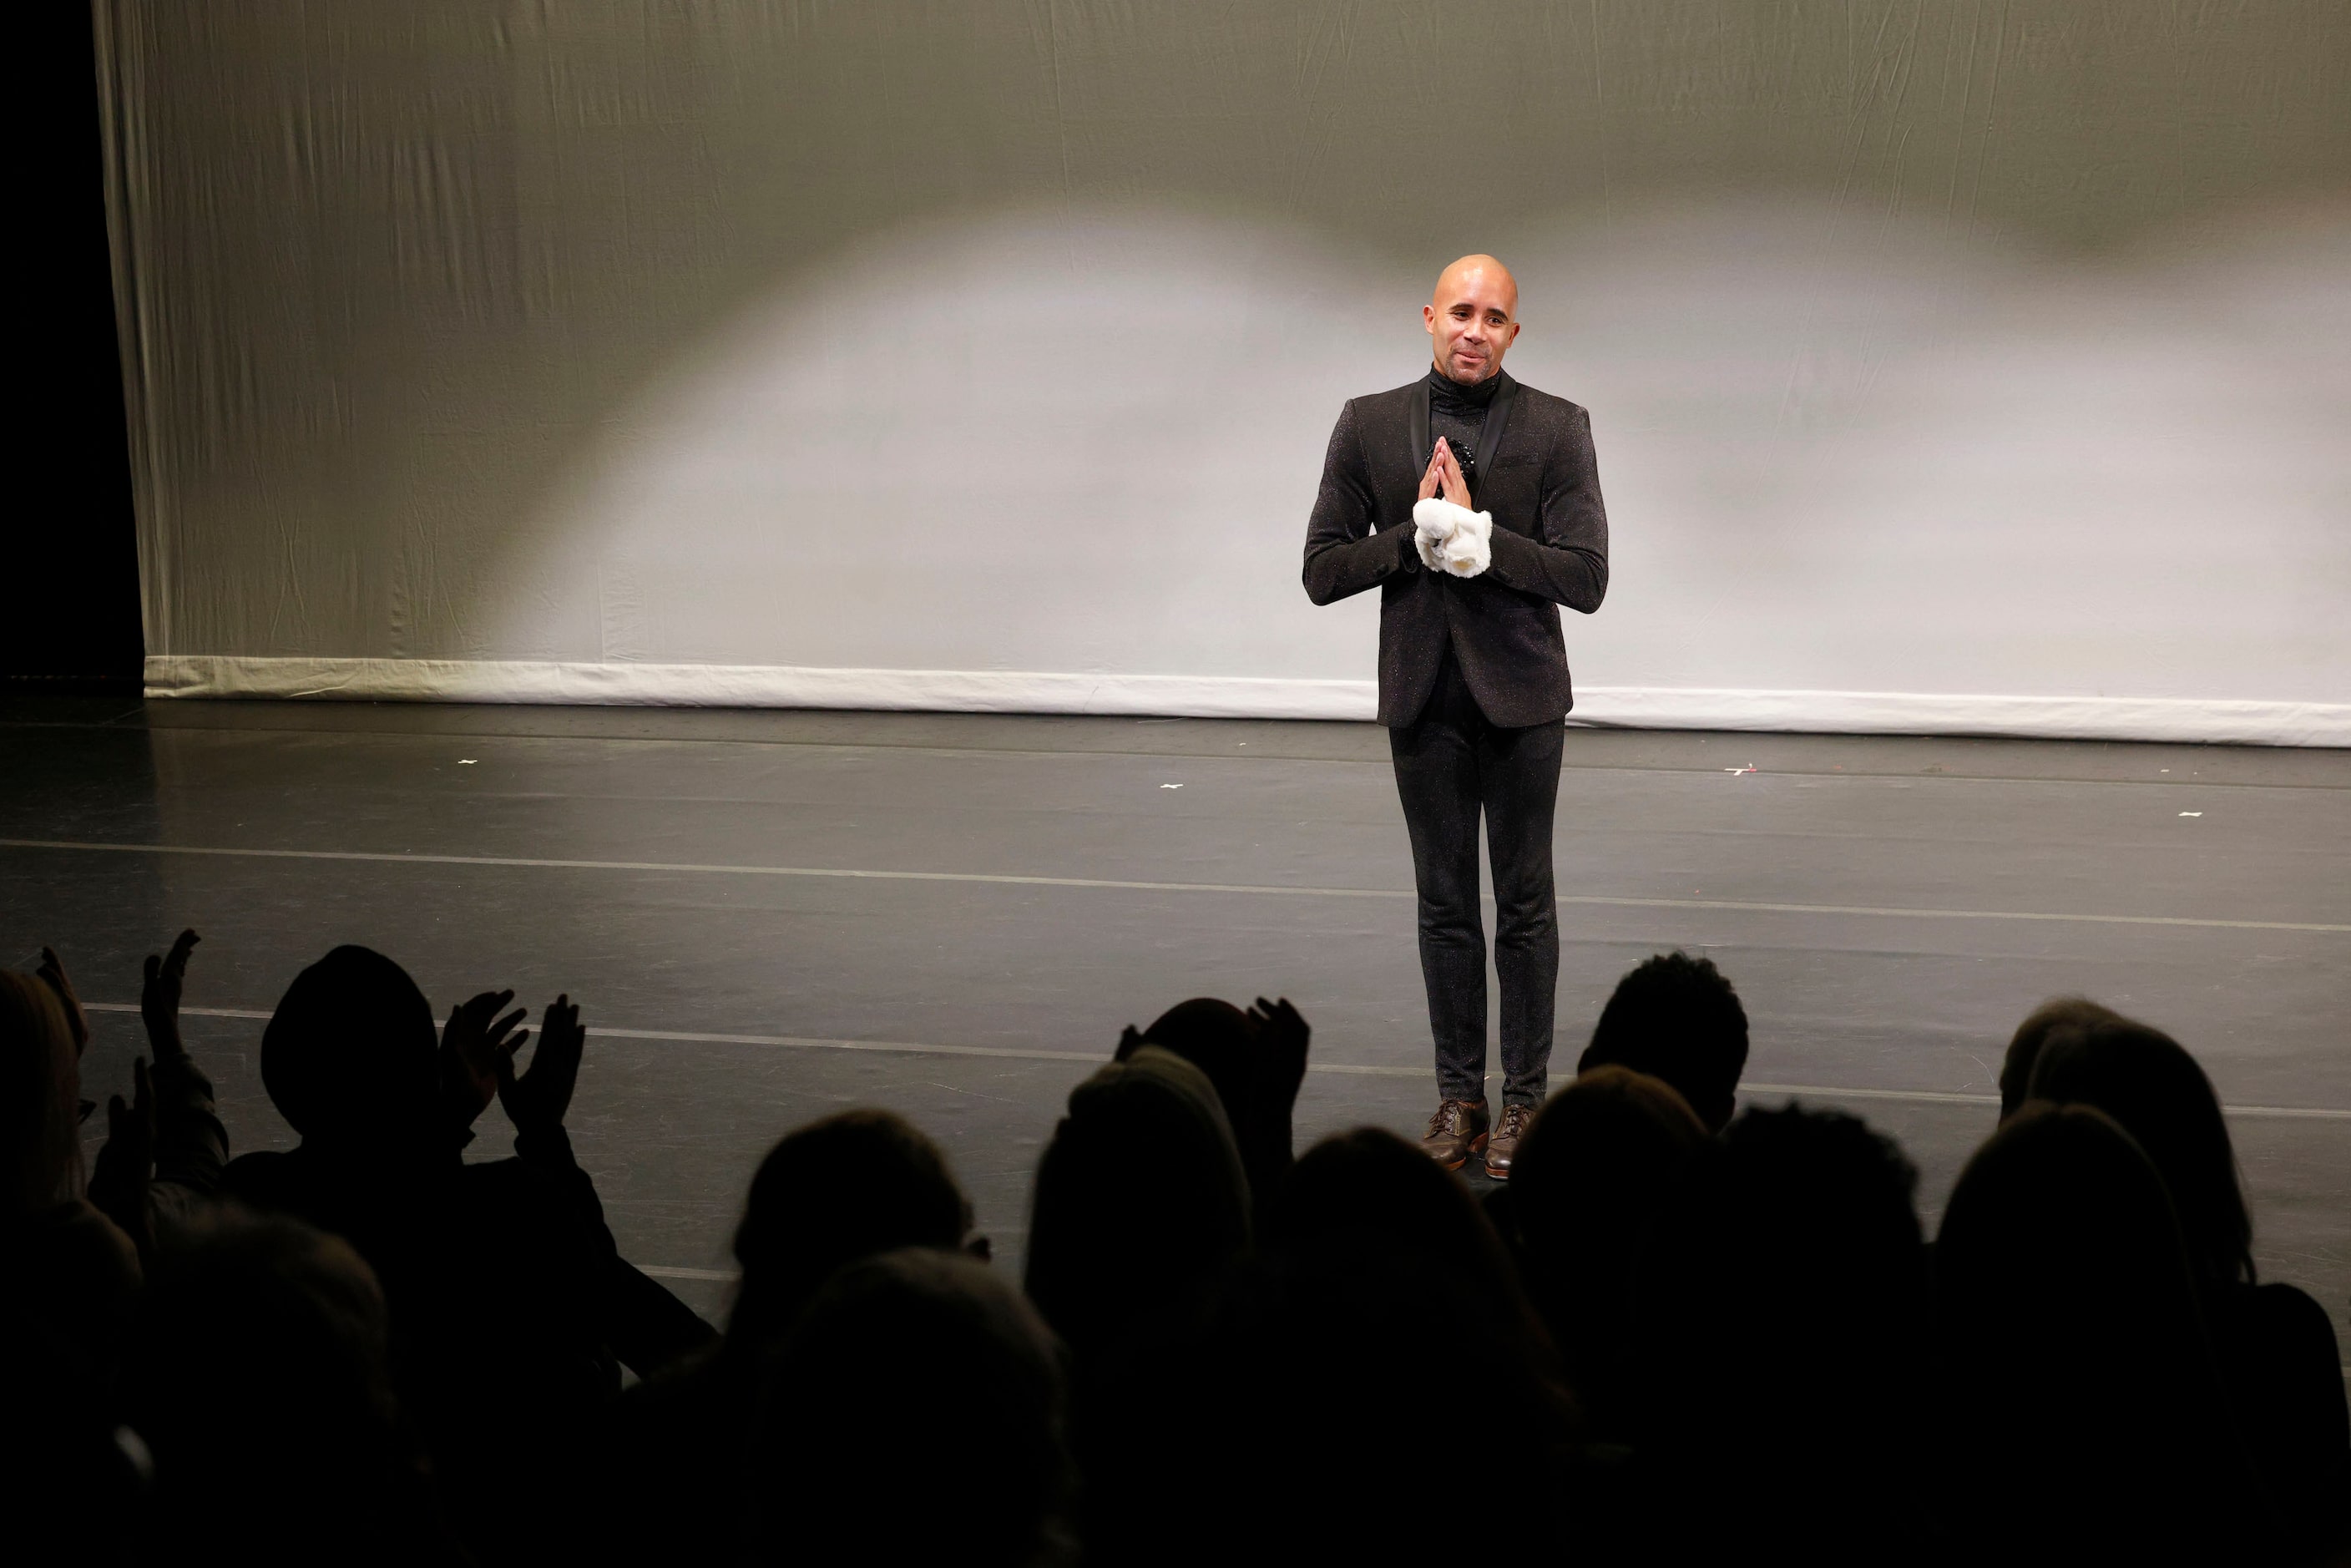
[499,994,584,1136]
[1413,438,1493,579]
[1415,443,1459,563]
[439,989,529,1133]
[35,946,90,1055]
[1435,440,1473,508]
[1417,440,1449,503]
[141,928,200,1062]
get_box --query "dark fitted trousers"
[1388,644,1565,1108]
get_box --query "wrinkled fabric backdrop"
[96,2,2349,741]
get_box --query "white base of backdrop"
[147,656,2349,748]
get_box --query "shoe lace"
[1427,1102,1464,1137]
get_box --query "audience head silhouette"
[2028,1017,2253,1292]
[1700,1101,1924,1326]
[1998,994,2129,1117]
[1506,1065,1706,1435]
[1934,1102,2273,1564]
[1024,1044,1249,1358]
[1119,994,1312,1228]
[118,1206,444,1565]
[1631,1103,1934,1560]
[750,1247,1071,1568]
[594,1109,964,1565]
[1269,1125,1537,1341]
[1,969,83,1211]
[1651,1102,1927,1397]
[260,946,439,1150]
[1576,951,1748,1131]
[1082,1126,1581,1568]
[728,1108,972,1348]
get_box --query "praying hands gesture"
[1417,438,1473,509]
[1412,438,1493,579]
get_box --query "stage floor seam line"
[78,1003,2348,1120]
[8,838,2347,934]
[10,717,2349,792]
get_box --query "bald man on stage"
[1302,255,1610,1179]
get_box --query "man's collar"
[1428,362,1504,407]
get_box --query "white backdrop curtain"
[96,2,2351,743]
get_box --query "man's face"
[1423,261,1520,383]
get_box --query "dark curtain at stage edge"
[3,5,139,690]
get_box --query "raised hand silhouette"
[1247,995,1312,1120]
[499,993,584,1136]
[140,928,200,1060]
[88,1055,156,1258]
[35,943,90,1054]
[437,989,528,1135]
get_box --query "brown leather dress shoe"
[1484,1101,1536,1180]
[1421,1098,1490,1171]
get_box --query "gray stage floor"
[4,695,2345,1353]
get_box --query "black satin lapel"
[1470,372,1517,508]
[1409,380,1433,482]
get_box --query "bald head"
[1424,255,1520,384]
[1434,255,1518,316]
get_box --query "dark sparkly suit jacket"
[1302,371,1609,728]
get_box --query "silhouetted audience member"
[745,1247,1074,1568]
[219,945,711,1564]
[1269,1125,1560,1375]
[2030,1018,2351,1560]
[3,963,144,1541]
[1997,994,2129,1116]
[1637,1103,1942,1563]
[118,1206,455,1565]
[1024,1044,1250,1361]
[1505,1065,1707,1441]
[1935,1102,2281,1565]
[1116,994,1311,1219]
[2034,1019,2248,1283]
[1081,1128,1585,1568]
[1576,951,1748,1131]
[77,931,232,1265]
[605,1110,975,1561]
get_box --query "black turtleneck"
[1427,365,1499,497]
[1428,363,1502,412]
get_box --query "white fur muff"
[1411,498,1493,578]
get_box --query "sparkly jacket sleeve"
[1482,402,1608,614]
[1302,399,1418,604]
